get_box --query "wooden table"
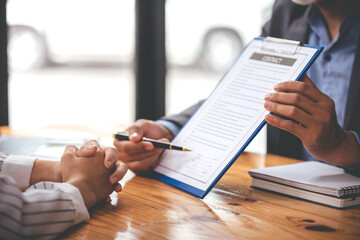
[57,152,359,240]
[2,127,359,239]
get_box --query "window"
[165,0,274,153]
[7,0,274,153]
[7,0,136,132]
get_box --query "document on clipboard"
[153,37,323,198]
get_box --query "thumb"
[126,126,144,143]
[158,138,170,143]
[77,145,98,157]
[301,74,317,89]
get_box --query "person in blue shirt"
[114,0,360,174]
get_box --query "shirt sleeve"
[0,152,90,239]
[0,175,90,240]
[350,131,360,145]
[156,120,181,137]
[0,153,36,189]
[158,100,204,128]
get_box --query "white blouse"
[0,152,89,240]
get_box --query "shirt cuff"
[1,155,36,189]
[52,182,90,225]
[350,131,360,145]
[156,120,181,137]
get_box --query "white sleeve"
[0,153,36,189]
[0,175,90,240]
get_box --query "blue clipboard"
[152,37,323,199]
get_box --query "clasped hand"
[61,140,128,208]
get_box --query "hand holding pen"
[113,133,191,152]
[112,120,191,175]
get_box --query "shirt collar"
[306,3,360,49]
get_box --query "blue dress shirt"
[303,4,360,161]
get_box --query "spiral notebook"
[249,161,360,208]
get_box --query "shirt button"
[324,54,331,61]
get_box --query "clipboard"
[152,37,323,198]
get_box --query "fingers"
[158,138,170,143]
[109,162,128,184]
[126,161,153,175]
[125,119,158,142]
[264,100,311,128]
[109,162,126,193]
[264,75,333,130]
[126,123,146,143]
[77,145,98,157]
[113,182,123,192]
[265,114,303,138]
[274,75,323,102]
[116,137,168,174]
[114,139,154,154]
[117,149,156,163]
[125,151,163,174]
[77,139,103,157]
[264,92,316,115]
[103,147,118,168]
[118,146,164,163]
[114,119,173,156]
[114,120,172,174]
[127,119,157,141]
[84,139,101,148]
[63,145,79,156]
[115,136,169,157]
[124,119,171,141]
[301,74,318,88]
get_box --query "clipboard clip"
[261,37,302,55]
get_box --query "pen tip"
[183,147,192,152]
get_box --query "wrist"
[159,125,175,140]
[52,161,63,182]
[156,120,178,139]
[67,178,96,209]
[326,130,360,168]
[30,160,63,185]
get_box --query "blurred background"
[6,0,274,153]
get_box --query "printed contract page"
[155,38,319,192]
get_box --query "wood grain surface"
[59,152,360,240]
[2,127,359,239]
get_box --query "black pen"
[113,132,192,152]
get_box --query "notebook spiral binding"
[342,185,360,197]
